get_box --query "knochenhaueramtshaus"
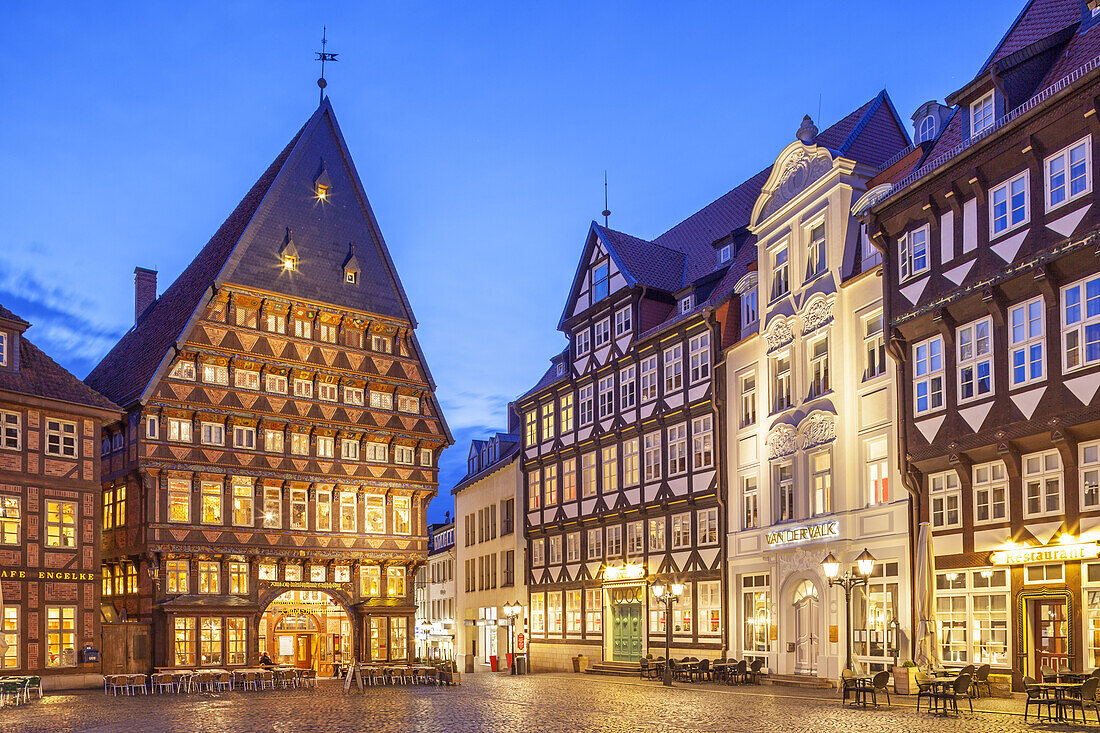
[84,98,452,673]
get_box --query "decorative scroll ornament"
[760,149,833,220]
[765,318,795,353]
[767,424,798,459]
[800,297,835,335]
[798,412,836,450]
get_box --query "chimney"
[134,267,157,323]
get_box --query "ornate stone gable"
[758,146,834,222]
[798,411,836,450]
[766,423,798,459]
[800,295,835,335]
[765,318,795,354]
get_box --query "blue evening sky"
[0,2,1015,523]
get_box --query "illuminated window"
[387,566,406,597]
[311,565,326,582]
[202,363,229,385]
[45,606,76,668]
[227,617,247,666]
[200,482,222,524]
[263,487,281,528]
[258,564,276,581]
[198,561,219,593]
[1,606,19,669]
[200,617,222,665]
[315,183,329,200]
[166,560,189,594]
[559,393,574,432]
[393,496,411,534]
[45,501,76,548]
[229,562,248,594]
[174,616,195,666]
[265,374,288,394]
[316,488,332,532]
[284,564,302,582]
[340,491,357,532]
[283,255,297,271]
[361,565,380,596]
[0,496,20,545]
[290,489,308,529]
[365,495,385,533]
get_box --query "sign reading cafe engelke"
[764,520,840,547]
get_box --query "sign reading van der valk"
[0,568,98,581]
[764,521,840,547]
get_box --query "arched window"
[793,579,818,603]
[275,614,318,631]
[918,115,936,143]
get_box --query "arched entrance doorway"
[260,591,352,676]
[792,580,820,675]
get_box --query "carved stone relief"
[798,412,836,450]
[760,149,833,220]
[767,424,798,459]
[765,318,795,353]
[800,297,835,335]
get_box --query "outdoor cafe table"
[921,675,959,714]
[1036,682,1084,721]
[847,675,876,706]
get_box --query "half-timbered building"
[0,305,119,687]
[862,0,1100,686]
[85,99,451,673]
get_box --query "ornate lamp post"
[651,581,684,687]
[822,548,875,673]
[503,601,522,675]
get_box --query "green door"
[612,602,643,661]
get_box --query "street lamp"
[822,548,875,673]
[503,601,522,675]
[651,581,684,687]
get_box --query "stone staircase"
[584,660,642,678]
[765,673,836,690]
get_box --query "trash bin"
[490,655,498,672]
[516,655,527,675]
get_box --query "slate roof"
[86,99,435,415]
[0,305,119,412]
[980,0,1082,72]
[451,434,521,494]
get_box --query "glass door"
[1031,598,1069,674]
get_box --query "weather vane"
[316,26,339,104]
[602,171,611,227]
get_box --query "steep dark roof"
[0,304,29,327]
[980,0,1081,72]
[451,434,521,494]
[594,225,685,292]
[0,307,119,413]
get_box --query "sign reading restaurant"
[989,542,1100,566]
[764,521,840,547]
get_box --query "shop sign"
[516,633,526,652]
[603,563,645,581]
[0,568,97,582]
[764,521,839,547]
[989,542,1100,566]
[260,579,351,591]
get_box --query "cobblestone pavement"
[1,673,1062,733]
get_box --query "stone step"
[585,661,642,677]
[765,673,836,689]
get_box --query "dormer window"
[1091,0,1100,17]
[345,271,357,284]
[679,295,694,314]
[283,255,297,271]
[918,115,936,143]
[0,331,6,367]
[741,288,758,330]
[719,244,731,263]
[592,263,609,302]
[316,183,329,201]
[556,363,565,376]
[971,91,996,137]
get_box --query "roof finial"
[316,26,339,104]
[797,115,818,145]
[602,170,611,227]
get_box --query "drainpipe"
[706,308,728,660]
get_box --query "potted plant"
[893,661,919,695]
[572,653,587,673]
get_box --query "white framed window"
[1023,449,1062,518]
[671,512,691,549]
[264,429,284,453]
[532,538,545,566]
[740,372,756,427]
[639,356,658,402]
[614,306,632,337]
[918,115,936,143]
[293,379,313,399]
[290,432,309,455]
[370,334,390,353]
[1009,296,1044,388]
[865,436,889,505]
[930,471,961,529]
[622,437,639,486]
[775,463,794,522]
[200,422,225,446]
[692,416,713,469]
[970,91,995,137]
[561,458,577,501]
[771,243,789,301]
[1061,273,1100,372]
[913,335,944,415]
[804,221,826,280]
[575,328,591,357]
[697,507,718,546]
[586,528,602,560]
[626,520,643,556]
[0,497,19,545]
[316,435,335,459]
[719,243,731,263]
[202,363,229,385]
[1046,136,1091,212]
[394,445,414,465]
[398,394,420,413]
[667,423,687,475]
[689,332,710,383]
[601,445,617,493]
[524,410,537,446]
[742,475,759,529]
[169,360,196,380]
[566,532,580,562]
[167,418,192,443]
[365,441,388,462]
[43,419,77,458]
[699,580,722,635]
[772,352,792,412]
[808,336,829,398]
[591,262,609,302]
[594,318,611,348]
[679,295,694,314]
[0,605,18,669]
[233,425,255,450]
[318,382,338,402]
[742,573,771,656]
[294,319,312,339]
[581,452,597,498]
[266,313,286,334]
[957,317,993,403]
[864,312,886,380]
[663,344,682,392]
[742,288,758,330]
[899,225,929,282]
[234,369,260,390]
[973,461,1008,524]
[541,402,555,441]
[648,517,665,552]
[643,432,661,482]
[597,376,614,419]
[544,464,558,505]
[1025,563,1064,585]
[606,525,622,557]
[421,448,433,467]
[549,535,562,565]
[619,365,636,409]
[810,450,831,515]
[0,331,6,368]
[990,171,1029,237]
[0,411,20,450]
[341,438,359,461]
[344,386,364,405]
[146,414,159,440]
[578,384,593,426]
[318,323,337,343]
[1082,441,1100,510]
[369,390,393,410]
[265,373,287,394]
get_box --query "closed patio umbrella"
[913,521,939,670]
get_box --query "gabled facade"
[865,0,1100,687]
[725,101,912,682]
[84,99,451,672]
[415,520,455,660]
[453,425,525,672]
[0,304,119,686]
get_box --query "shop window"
[548,592,563,634]
[200,618,223,666]
[566,590,582,633]
[174,617,196,666]
[390,618,407,660]
[854,561,899,666]
[0,606,17,669]
[1085,562,1100,668]
[934,569,1009,666]
[698,580,721,635]
[742,574,770,658]
[227,618,247,666]
[46,606,76,667]
[531,593,546,635]
[585,588,602,633]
